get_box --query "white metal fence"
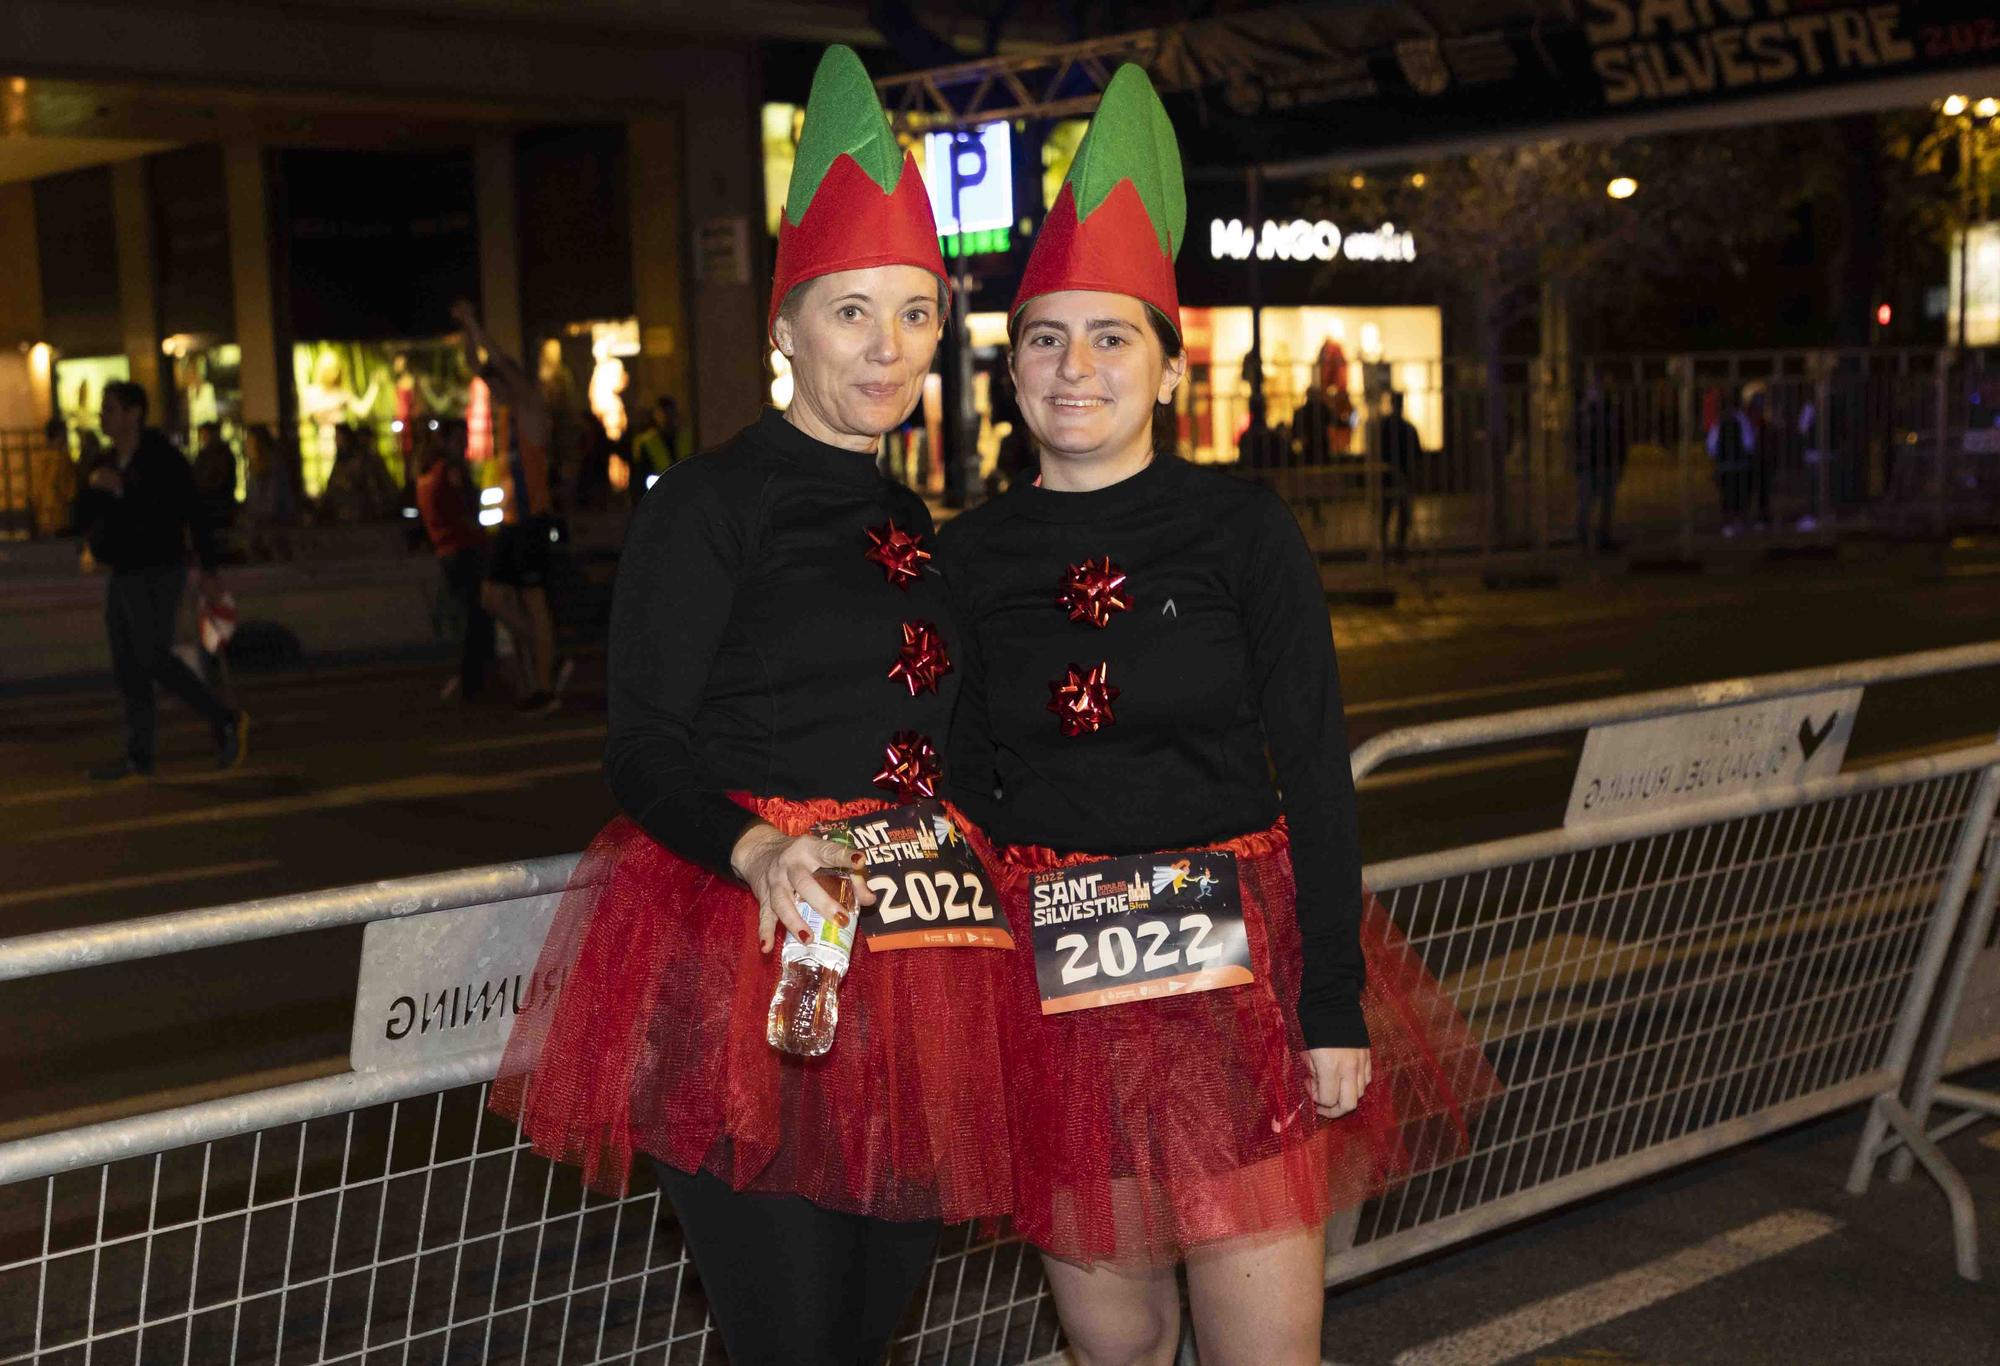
[1194,346,2000,565]
[4,643,1998,1362]
[1342,643,2000,1283]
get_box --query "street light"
[1943,94,1969,117]
[1976,97,1999,120]
[1606,176,1638,200]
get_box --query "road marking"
[1852,734,1996,768]
[0,767,302,809]
[0,859,281,910]
[433,724,606,755]
[0,708,325,738]
[1357,746,1572,792]
[1445,884,1932,1041]
[1391,1210,1841,1366]
[1347,670,1627,717]
[27,760,601,841]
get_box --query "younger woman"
[940,65,1497,1366]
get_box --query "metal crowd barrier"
[3,643,1998,1362]
[1847,821,2000,1275]
[0,861,1060,1365]
[1343,640,2000,1285]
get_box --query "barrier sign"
[350,893,561,1071]
[1565,687,1861,828]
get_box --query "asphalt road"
[2,550,1998,1364]
[4,553,1998,1134]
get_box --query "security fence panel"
[4,642,1998,1361]
[1338,750,1999,1284]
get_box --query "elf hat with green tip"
[1012,63,1185,340]
[769,45,949,340]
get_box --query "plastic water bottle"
[766,829,859,1057]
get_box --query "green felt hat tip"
[1061,63,1185,260]
[786,44,905,226]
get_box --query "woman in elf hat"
[492,46,1013,1365]
[938,66,1498,1363]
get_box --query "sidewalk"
[5,513,1993,689]
[0,512,628,691]
[1318,528,2000,650]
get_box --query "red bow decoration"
[864,521,932,589]
[872,730,942,801]
[887,619,953,696]
[1057,556,1133,629]
[1047,662,1120,737]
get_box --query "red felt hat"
[769,46,949,340]
[1013,64,1185,339]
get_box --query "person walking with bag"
[77,381,246,780]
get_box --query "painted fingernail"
[796,928,810,942]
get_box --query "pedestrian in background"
[629,396,685,492]
[191,421,239,531]
[454,299,568,715]
[75,381,246,780]
[317,423,398,524]
[1573,372,1627,553]
[415,417,494,704]
[1744,384,1775,528]
[30,417,77,539]
[1707,388,1758,537]
[242,425,299,562]
[1374,388,1421,559]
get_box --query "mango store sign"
[1209,218,1416,265]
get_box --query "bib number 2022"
[868,868,997,927]
[1055,913,1223,986]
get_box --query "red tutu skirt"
[490,795,1014,1224]
[993,821,1500,1264]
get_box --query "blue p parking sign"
[924,121,1013,236]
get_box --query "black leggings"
[649,1160,941,1366]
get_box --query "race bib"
[829,802,1013,951]
[1030,851,1254,1015]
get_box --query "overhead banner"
[1152,3,2000,169]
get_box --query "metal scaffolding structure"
[874,31,1162,130]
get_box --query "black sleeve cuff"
[1297,984,1370,1051]
[629,789,760,880]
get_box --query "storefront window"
[1177,305,1442,463]
[932,304,1443,484]
[762,103,803,239]
[292,339,470,495]
[163,336,240,430]
[1041,119,1088,211]
[53,355,130,454]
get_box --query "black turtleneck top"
[605,409,958,875]
[937,454,1367,1049]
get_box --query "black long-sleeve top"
[76,429,222,574]
[937,454,1368,1048]
[605,410,959,875]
